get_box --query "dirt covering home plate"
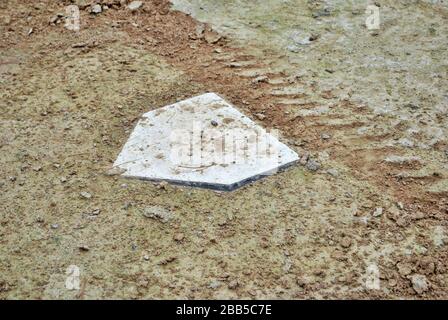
[113,92,298,190]
[0,0,447,299]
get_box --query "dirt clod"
[143,206,173,223]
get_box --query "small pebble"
[128,1,143,11]
[91,4,102,14]
[90,208,101,216]
[80,191,92,199]
[340,236,352,248]
[372,207,383,217]
[228,280,239,290]
[305,159,321,172]
[79,245,90,252]
[208,280,222,290]
[326,168,339,177]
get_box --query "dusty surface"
[0,0,447,299]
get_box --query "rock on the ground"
[326,168,339,177]
[89,208,101,216]
[128,1,143,11]
[49,14,62,25]
[106,166,127,176]
[3,15,11,25]
[255,113,266,120]
[228,280,239,289]
[305,159,321,172]
[208,280,222,289]
[80,191,92,199]
[143,206,173,223]
[204,32,222,44]
[321,133,331,140]
[372,207,383,217]
[78,245,90,251]
[91,4,102,14]
[340,236,352,248]
[252,76,268,84]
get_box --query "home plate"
[113,93,299,191]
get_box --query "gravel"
[80,191,92,199]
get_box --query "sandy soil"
[0,0,447,299]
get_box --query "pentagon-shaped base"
[113,93,299,191]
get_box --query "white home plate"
[113,93,299,191]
